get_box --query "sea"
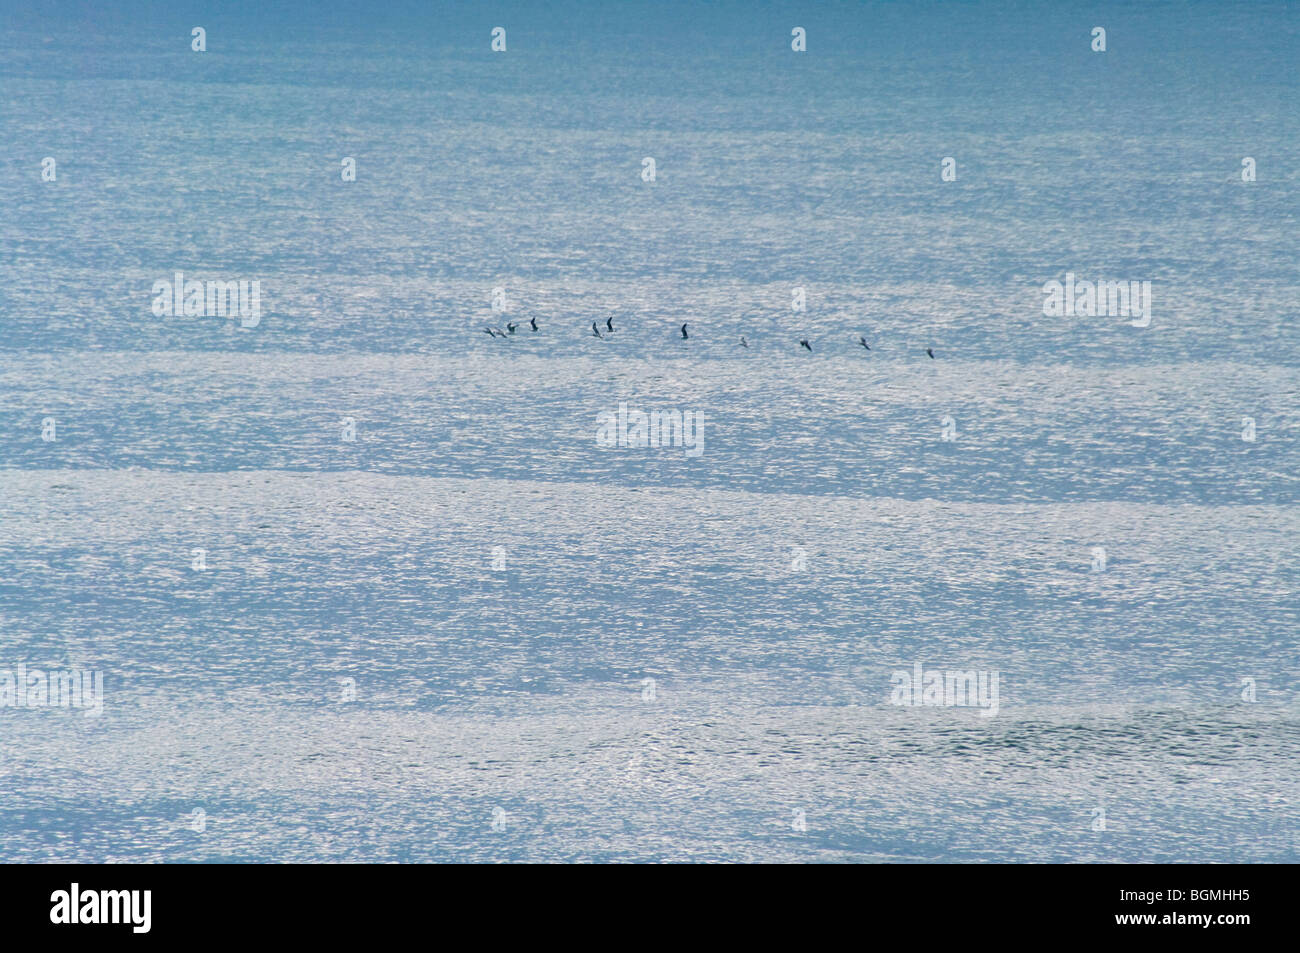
[0,0,1296,862]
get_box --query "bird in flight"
[680,323,689,339]
[529,316,538,331]
[926,348,935,359]
[592,322,604,339]
[506,322,517,334]
[799,339,812,351]
[859,336,870,350]
[606,315,615,333]
[740,336,749,348]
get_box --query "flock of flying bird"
[485,314,938,358]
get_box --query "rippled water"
[0,1,1297,862]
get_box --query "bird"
[606,315,615,333]
[592,322,603,339]
[680,323,689,339]
[482,328,496,338]
[858,336,870,350]
[493,327,508,338]
[926,348,935,359]
[799,339,812,351]
[529,316,538,331]
[507,322,517,334]
[740,336,749,348]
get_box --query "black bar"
[0,863,1283,941]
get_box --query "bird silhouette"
[606,315,615,333]
[592,322,603,339]
[483,328,496,338]
[529,316,538,331]
[858,336,870,350]
[799,339,812,351]
[926,348,935,359]
[740,336,749,348]
[507,322,517,334]
[680,323,689,339]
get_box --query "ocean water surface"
[0,1,1296,862]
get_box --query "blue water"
[0,1,1296,862]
